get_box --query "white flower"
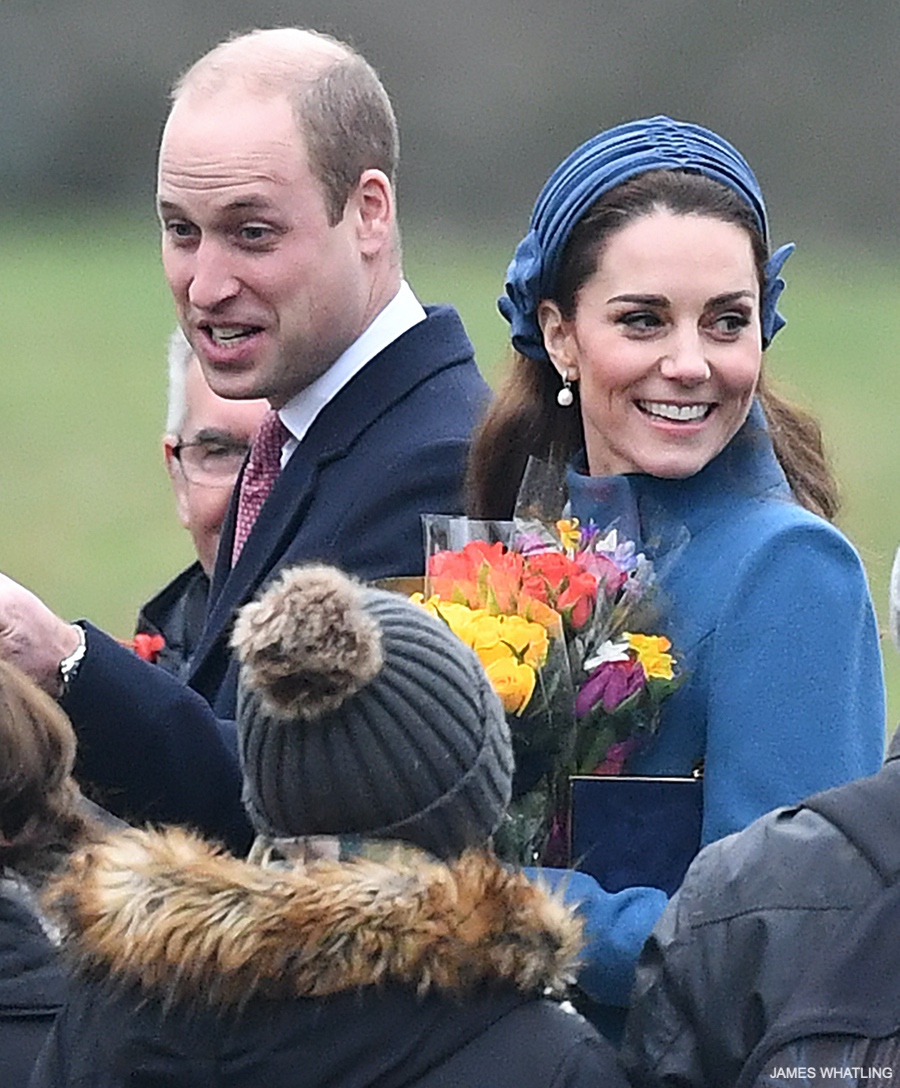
[583,638,631,672]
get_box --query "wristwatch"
[58,623,87,697]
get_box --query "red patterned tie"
[231,409,290,565]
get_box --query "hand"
[0,572,83,695]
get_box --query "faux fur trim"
[45,827,583,1009]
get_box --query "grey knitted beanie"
[231,565,513,858]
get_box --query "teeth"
[209,326,253,343]
[639,401,711,422]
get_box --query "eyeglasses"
[172,439,250,487]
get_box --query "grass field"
[2,211,899,733]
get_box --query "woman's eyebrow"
[606,293,669,306]
[705,290,755,307]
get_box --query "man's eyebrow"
[157,196,277,216]
[221,196,277,212]
[184,428,251,445]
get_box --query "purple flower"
[577,552,628,595]
[595,738,642,775]
[575,658,645,717]
[514,531,554,556]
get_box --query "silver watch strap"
[58,623,87,697]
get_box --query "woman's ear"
[537,299,579,380]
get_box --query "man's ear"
[352,169,394,256]
[537,299,580,381]
[163,436,191,530]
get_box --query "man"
[622,751,900,1088]
[620,551,900,1087]
[134,328,267,676]
[0,28,488,851]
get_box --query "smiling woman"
[537,210,762,480]
[467,116,887,1039]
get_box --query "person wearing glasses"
[133,329,267,677]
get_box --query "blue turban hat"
[499,115,794,362]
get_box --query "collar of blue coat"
[566,400,791,552]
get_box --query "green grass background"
[2,213,899,736]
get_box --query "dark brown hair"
[467,170,838,521]
[0,659,88,879]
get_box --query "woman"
[468,116,885,1030]
[0,660,95,1086]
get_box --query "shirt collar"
[278,281,426,453]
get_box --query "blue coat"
[538,401,885,1019]
[63,305,489,852]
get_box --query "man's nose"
[187,238,240,311]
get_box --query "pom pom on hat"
[231,565,383,721]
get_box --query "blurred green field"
[2,212,899,735]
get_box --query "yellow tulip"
[432,602,480,645]
[409,591,437,616]
[485,658,537,716]
[626,633,675,681]
[556,517,582,552]
[498,614,550,667]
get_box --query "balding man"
[0,28,488,849]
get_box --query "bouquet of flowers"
[413,513,683,865]
[414,519,582,863]
[546,518,683,776]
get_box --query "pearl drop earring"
[557,372,574,407]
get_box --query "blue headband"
[499,115,794,361]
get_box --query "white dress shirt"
[277,281,426,466]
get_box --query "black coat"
[735,875,900,1087]
[32,828,627,1088]
[622,732,900,1088]
[36,979,618,1088]
[133,562,209,680]
[62,306,489,852]
[0,876,65,1087]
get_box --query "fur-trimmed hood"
[45,827,583,1011]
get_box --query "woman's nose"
[658,329,711,384]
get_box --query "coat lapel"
[187,305,474,692]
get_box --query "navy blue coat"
[63,305,488,851]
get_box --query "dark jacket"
[0,875,65,1087]
[735,875,900,1087]
[62,306,489,852]
[31,828,627,1088]
[134,562,209,679]
[621,732,900,1088]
